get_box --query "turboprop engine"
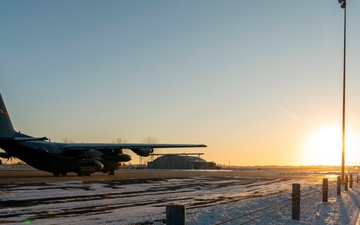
[101,154,131,162]
[131,148,153,157]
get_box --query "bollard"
[337,176,341,195]
[345,175,349,191]
[323,178,328,202]
[292,183,300,220]
[350,174,353,188]
[166,204,186,225]
[357,173,359,183]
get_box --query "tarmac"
[0,164,338,184]
[1,164,360,224]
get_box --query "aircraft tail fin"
[0,93,17,138]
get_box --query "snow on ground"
[186,181,360,225]
[1,169,360,224]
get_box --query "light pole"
[338,0,346,181]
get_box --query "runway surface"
[0,165,340,183]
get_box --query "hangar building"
[147,154,215,169]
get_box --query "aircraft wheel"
[53,172,61,176]
[109,170,116,175]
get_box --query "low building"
[148,154,211,169]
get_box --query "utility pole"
[338,0,347,181]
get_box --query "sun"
[303,126,359,166]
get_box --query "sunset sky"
[1,1,360,166]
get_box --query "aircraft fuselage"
[0,141,123,176]
[0,92,206,176]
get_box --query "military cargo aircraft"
[0,93,206,176]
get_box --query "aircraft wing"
[0,137,48,142]
[62,143,206,157]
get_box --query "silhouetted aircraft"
[0,93,206,176]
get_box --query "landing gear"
[77,172,92,176]
[53,172,60,176]
[108,170,116,175]
[53,172,67,176]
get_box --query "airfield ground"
[0,165,356,224]
[0,164,345,183]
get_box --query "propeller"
[113,137,128,154]
[7,156,14,163]
[139,136,160,165]
[142,136,159,144]
[142,136,161,154]
[0,152,15,163]
[115,137,127,144]
[62,138,74,143]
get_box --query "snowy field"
[1,168,360,224]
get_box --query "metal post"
[345,175,349,191]
[337,175,341,195]
[323,178,328,202]
[166,205,186,225]
[350,173,353,188]
[338,0,347,182]
[292,183,300,220]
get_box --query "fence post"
[350,174,353,188]
[166,204,186,225]
[292,183,300,220]
[323,178,328,202]
[345,175,349,191]
[337,176,341,195]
